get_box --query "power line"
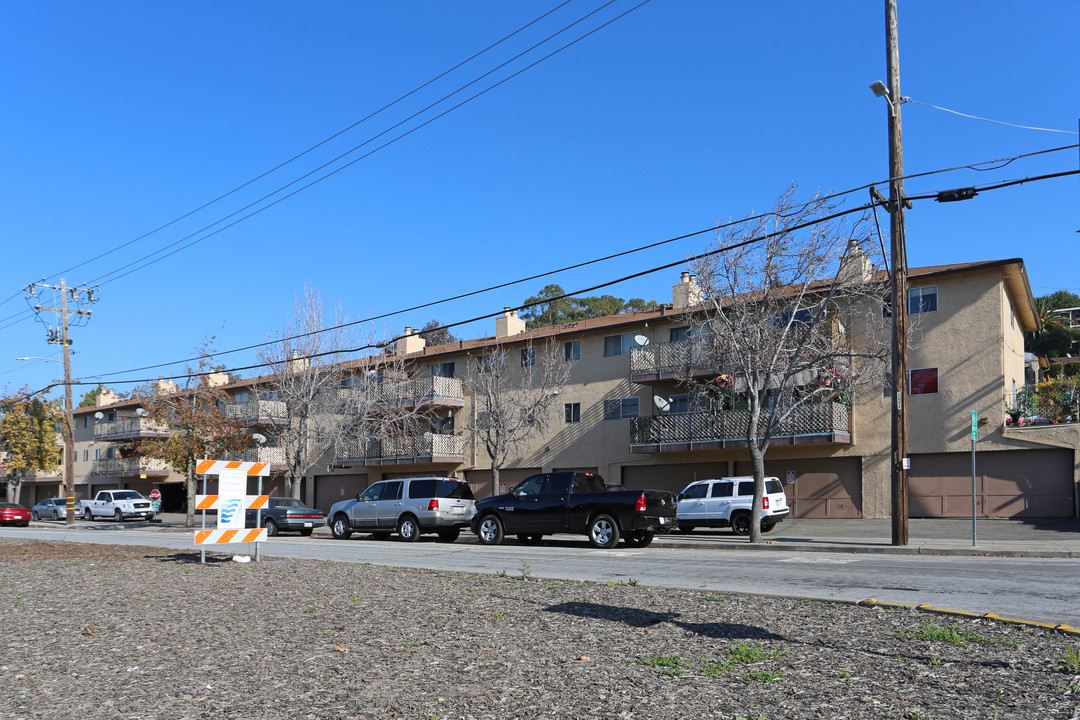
[905,97,1079,135]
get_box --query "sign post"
[970,411,978,547]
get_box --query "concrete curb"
[859,598,1080,637]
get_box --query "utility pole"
[885,0,910,546]
[27,279,97,526]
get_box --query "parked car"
[471,471,677,549]
[676,476,789,535]
[327,477,475,542]
[245,497,324,536]
[0,503,32,526]
[80,490,155,522]
[32,498,67,520]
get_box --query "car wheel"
[437,528,461,543]
[677,524,695,534]
[330,515,352,539]
[761,523,776,534]
[588,514,620,549]
[264,518,278,537]
[83,508,93,521]
[299,528,314,537]
[31,511,39,521]
[623,530,655,548]
[371,531,392,541]
[731,512,752,535]
[113,509,123,523]
[516,534,543,545]
[397,515,421,542]
[476,515,504,545]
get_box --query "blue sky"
[1,0,1077,402]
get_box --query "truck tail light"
[428,499,439,511]
[763,496,770,510]
[635,493,648,513]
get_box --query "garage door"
[621,463,726,495]
[909,450,1074,518]
[736,457,862,519]
[465,468,540,499]
[314,473,368,513]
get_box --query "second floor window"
[669,326,690,342]
[908,286,938,314]
[910,367,939,395]
[564,402,580,423]
[604,396,639,420]
[430,361,455,378]
[521,348,536,367]
[604,332,638,357]
[564,340,580,361]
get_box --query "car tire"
[677,524,695,534]
[516,534,543,545]
[299,528,314,537]
[31,511,39,521]
[371,531,392,541]
[83,508,93,521]
[761,523,776,533]
[476,515,505,545]
[623,530,655,548]
[397,515,421,542]
[330,515,352,539]
[588,514,620,549]
[113,509,123,523]
[437,528,461,543]
[264,518,279,537]
[731,512,752,536]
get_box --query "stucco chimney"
[673,273,703,309]
[496,308,526,338]
[837,239,874,284]
[395,326,426,355]
[97,389,118,406]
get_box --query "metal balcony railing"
[1008,382,1079,426]
[340,375,464,406]
[93,417,171,439]
[91,457,169,477]
[630,339,722,379]
[223,398,287,423]
[223,446,287,465]
[336,433,463,463]
[629,401,850,448]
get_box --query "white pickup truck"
[80,490,156,522]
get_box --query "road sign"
[971,410,978,440]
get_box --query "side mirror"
[354,492,361,501]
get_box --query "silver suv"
[327,477,475,542]
[676,476,789,535]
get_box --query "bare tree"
[258,286,355,500]
[466,340,575,496]
[683,187,890,542]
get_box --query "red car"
[0,503,32,526]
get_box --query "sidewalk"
[141,514,1080,557]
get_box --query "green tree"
[78,384,108,408]
[418,320,460,347]
[1027,292,1080,358]
[0,388,63,503]
[521,285,659,328]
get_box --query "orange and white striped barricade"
[196,459,273,562]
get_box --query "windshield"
[272,498,304,508]
[113,491,144,500]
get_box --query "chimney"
[98,389,118,406]
[395,326,426,355]
[496,308,526,338]
[673,273,703,309]
[837,239,873,284]
[206,372,229,387]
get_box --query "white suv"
[676,476,789,535]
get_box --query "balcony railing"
[93,417,171,440]
[1008,381,1079,427]
[630,340,720,381]
[223,398,287,423]
[91,457,170,477]
[629,401,851,451]
[223,446,287,466]
[340,375,464,408]
[336,433,463,465]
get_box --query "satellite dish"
[634,334,650,346]
[252,433,267,445]
[135,408,148,417]
[653,395,671,412]
[94,411,104,421]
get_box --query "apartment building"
[24,257,1078,519]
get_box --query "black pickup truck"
[470,471,677,548]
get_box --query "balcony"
[93,417,171,441]
[341,375,464,409]
[223,398,287,424]
[629,401,851,453]
[630,340,718,384]
[335,433,464,466]
[91,457,170,478]
[222,446,287,469]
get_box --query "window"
[430,361,455,378]
[260,390,280,401]
[603,397,639,420]
[476,354,505,374]
[712,482,733,498]
[520,348,535,367]
[475,411,494,429]
[382,481,403,501]
[360,483,386,502]
[83,450,88,462]
[564,340,580,361]
[107,412,116,422]
[95,449,101,460]
[909,367,939,395]
[669,326,690,342]
[603,332,637,357]
[681,482,708,500]
[233,391,249,403]
[908,286,938,314]
[83,417,89,428]
[430,416,454,434]
[564,402,581,423]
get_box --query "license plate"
[451,506,465,515]
[304,522,313,527]
[660,516,671,525]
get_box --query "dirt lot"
[1,538,1078,719]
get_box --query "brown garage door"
[736,457,862,518]
[621,463,727,495]
[465,468,541,500]
[909,450,1074,518]
[314,473,368,513]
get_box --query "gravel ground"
[1,538,1079,720]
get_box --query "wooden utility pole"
[885,0,910,545]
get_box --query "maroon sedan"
[0,503,31,526]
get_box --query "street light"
[16,356,61,363]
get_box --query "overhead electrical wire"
[70,167,1080,389]
[906,98,1079,135]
